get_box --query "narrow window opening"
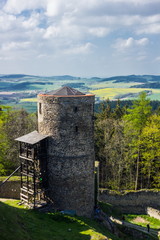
[39,103,42,114]
[74,106,78,113]
[75,126,78,134]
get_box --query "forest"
[0,92,160,191]
[95,92,160,190]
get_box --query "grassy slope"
[99,202,160,239]
[100,201,160,228]
[124,214,160,229]
[0,199,121,240]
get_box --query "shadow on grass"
[0,200,118,240]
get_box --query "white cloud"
[45,0,64,17]
[1,41,31,51]
[64,42,94,55]
[136,38,149,46]
[43,26,60,39]
[22,12,41,29]
[137,23,160,34]
[3,0,45,14]
[0,56,13,60]
[3,0,71,17]
[0,11,17,31]
[112,37,149,52]
[1,0,160,76]
[102,0,158,2]
[43,15,84,42]
[88,27,110,37]
[154,56,160,61]
[136,55,147,61]
[37,54,48,59]
[142,14,160,24]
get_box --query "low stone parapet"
[99,189,160,215]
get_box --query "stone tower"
[37,86,95,217]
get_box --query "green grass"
[0,176,21,182]
[124,214,160,229]
[0,199,122,240]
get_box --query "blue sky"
[0,0,160,77]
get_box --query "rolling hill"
[1,74,160,112]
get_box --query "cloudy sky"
[0,0,160,77]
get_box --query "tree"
[97,98,112,119]
[140,114,160,188]
[112,99,124,119]
[123,92,152,190]
[0,106,12,175]
[0,107,37,175]
[95,109,126,189]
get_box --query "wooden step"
[20,193,29,199]
[21,188,34,195]
[21,197,29,203]
[21,172,34,177]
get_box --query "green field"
[20,98,37,102]
[90,81,143,90]
[90,88,160,100]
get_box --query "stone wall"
[99,189,160,215]
[0,181,20,199]
[37,94,95,217]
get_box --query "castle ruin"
[16,86,95,217]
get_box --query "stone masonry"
[37,90,95,217]
[99,189,160,215]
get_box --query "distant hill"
[130,82,160,89]
[1,73,160,84]
[0,74,36,79]
[1,74,160,112]
[0,74,80,81]
[90,77,102,80]
[51,75,81,80]
[114,90,152,100]
[100,75,160,83]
